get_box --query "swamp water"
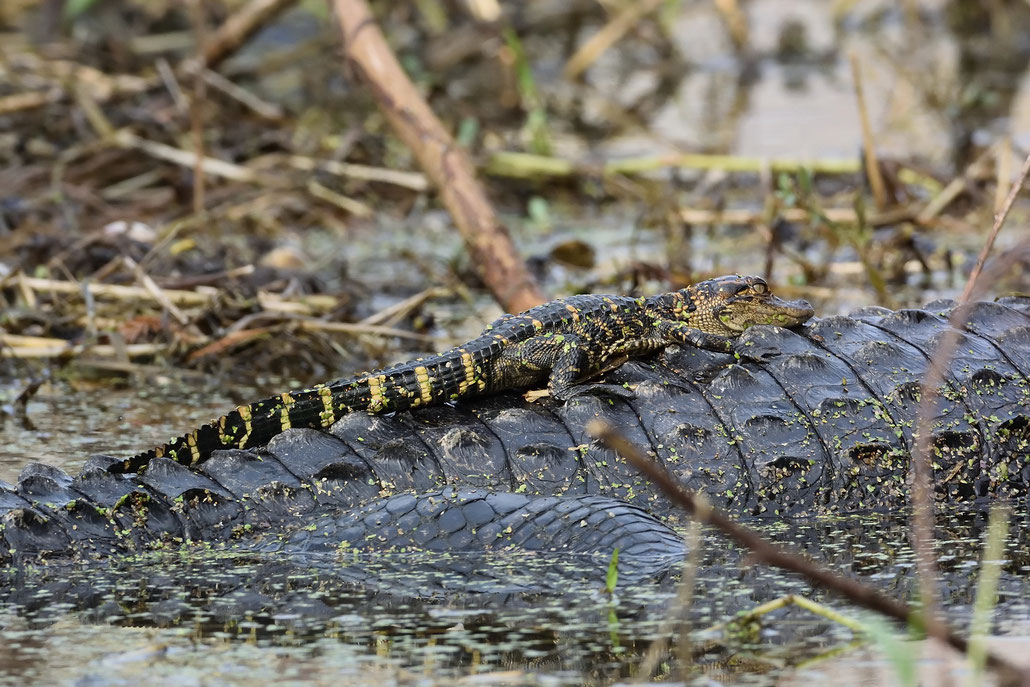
[0,382,1027,687]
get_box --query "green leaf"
[605,547,620,594]
[456,117,479,148]
[527,196,551,229]
[863,615,918,687]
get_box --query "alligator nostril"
[793,299,815,318]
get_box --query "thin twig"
[255,291,342,314]
[0,335,168,359]
[916,145,996,224]
[358,286,450,327]
[700,594,865,638]
[17,275,215,306]
[155,58,188,113]
[587,421,1029,687]
[994,138,1012,214]
[850,53,888,209]
[156,265,256,290]
[563,0,665,81]
[679,205,912,228]
[196,0,298,69]
[331,0,545,312]
[906,153,1030,652]
[296,318,436,343]
[0,90,52,114]
[200,68,284,121]
[112,129,287,186]
[185,328,274,361]
[287,155,429,191]
[123,256,190,325]
[100,169,166,200]
[486,150,861,179]
[306,179,373,217]
[713,0,749,49]
[960,152,1030,303]
[186,0,210,214]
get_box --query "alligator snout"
[736,295,815,331]
[780,297,815,324]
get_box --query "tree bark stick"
[330,0,545,313]
[201,0,299,69]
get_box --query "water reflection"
[0,509,1026,686]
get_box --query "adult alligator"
[1,278,1029,566]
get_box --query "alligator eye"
[751,279,768,295]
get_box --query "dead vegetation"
[2,1,1029,383]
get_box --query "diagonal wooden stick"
[587,420,1030,687]
[329,0,545,313]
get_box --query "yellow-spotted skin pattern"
[120,275,813,473]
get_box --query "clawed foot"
[523,388,551,403]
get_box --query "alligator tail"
[118,349,486,474]
[117,378,361,473]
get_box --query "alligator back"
[313,297,1030,516]
[1,299,1028,563]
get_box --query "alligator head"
[687,275,815,335]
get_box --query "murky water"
[0,379,274,483]
[0,507,1026,686]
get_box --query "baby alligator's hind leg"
[493,335,588,398]
[501,336,646,402]
[494,334,599,402]
[541,338,644,401]
[546,343,594,401]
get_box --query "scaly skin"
[2,296,1028,566]
[121,275,813,473]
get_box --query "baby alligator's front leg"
[655,319,735,352]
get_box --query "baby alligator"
[122,275,814,473]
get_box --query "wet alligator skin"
[1,298,1028,565]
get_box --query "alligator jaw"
[720,296,815,332]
